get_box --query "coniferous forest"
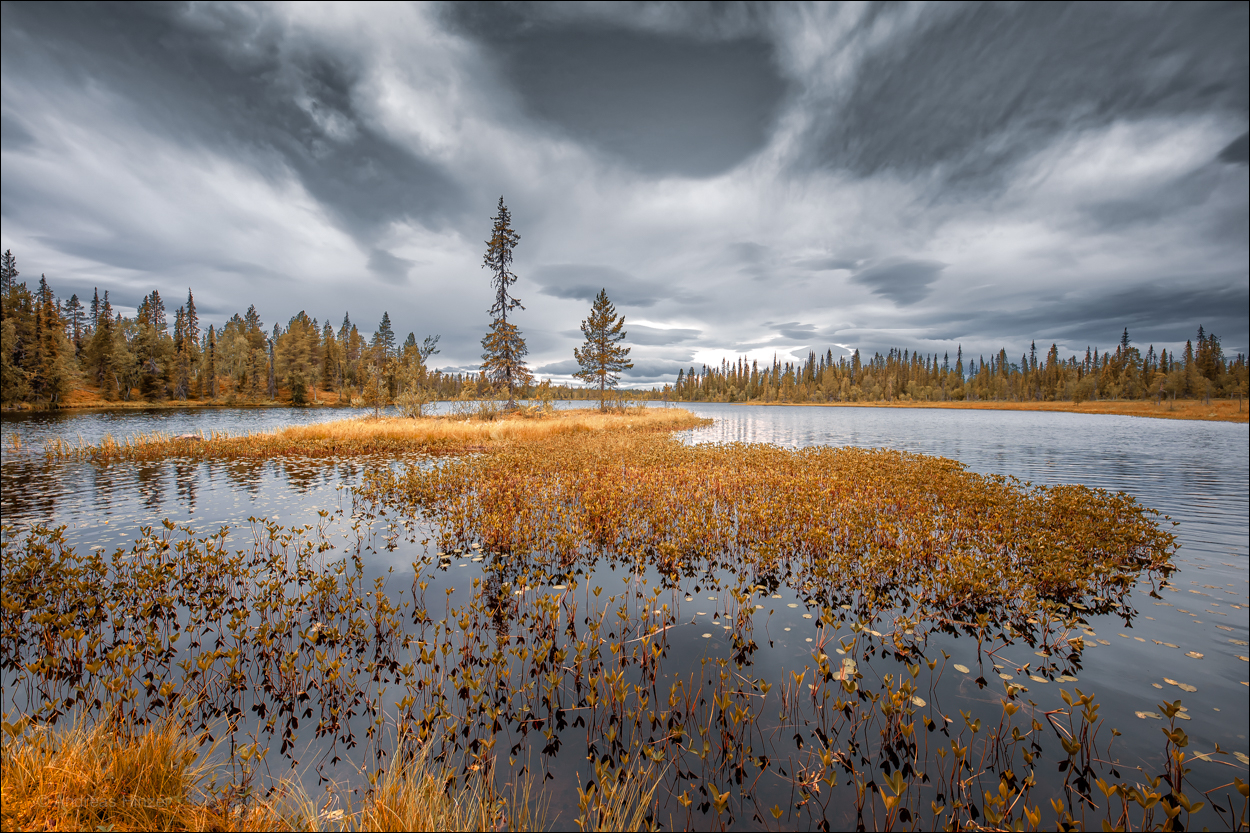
[1,248,1245,411]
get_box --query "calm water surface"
[2,402,1246,826]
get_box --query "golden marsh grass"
[6,418,1245,830]
[38,406,710,463]
[0,715,558,832]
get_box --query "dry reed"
[0,715,571,832]
[40,407,711,464]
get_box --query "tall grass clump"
[0,713,264,832]
[40,406,709,463]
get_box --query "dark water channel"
[2,403,1246,829]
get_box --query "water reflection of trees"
[173,461,197,511]
[135,462,166,512]
[220,460,265,498]
[0,461,61,520]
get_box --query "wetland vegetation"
[5,408,1246,831]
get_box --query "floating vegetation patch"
[36,407,709,464]
[5,429,1248,830]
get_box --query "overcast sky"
[2,1,1246,383]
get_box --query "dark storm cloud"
[532,264,672,307]
[367,249,414,284]
[811,2,1249,191]
[851,260,946,307]
[1,2,465,253]
[1219,131,1250,165]
[924,280,1249,351]
[451,6,788,177]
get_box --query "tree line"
[0,249,456,410]
[672,329,1247,406]
[0,199,637,411]
[3,203,1244,413]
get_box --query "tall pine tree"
[479,197,531,406]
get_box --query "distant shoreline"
[5,395,1246,423]
[737,397,1247,423]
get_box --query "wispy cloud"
[1,1,1245,385]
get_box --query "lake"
[2,402,1246,829]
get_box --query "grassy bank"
[753,397,1248,422]
[34,406,711,463]
[2,713,651,832]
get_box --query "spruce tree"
[373,311,396,357]
[479,197,531,405]
[0,249,16,290]
[206,325,218,399]
[64,294,85,355]
[574,288,633,409]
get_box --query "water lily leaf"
[1136,711,1163,719]
[1164,678,1180,686]
[1163,642,1179,648]
[1152,683,1163,689]
[953,664,970,674]
[998,673,1013,680]
[1177,683,1197,692]
[1234,752,1250,764]
[1028,675,1048,683]
[912,696,927,707]
[1186,652,1204,659]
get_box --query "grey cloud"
[624,325,701,346]
[794,256,858,272]
[921,279,1249,356]
[811,2,1249,192]
[533,264,667,307]
[535,356,693,382]
[764,321,847,342]
[622,359,699,379]
[457,15,788,177]
[851,259,946,306]
[367,249,413,284]
[2,3,465,245]
[772,322,816,340]
[0,112,36,151]
[730,242,770,262]
[1218,131,1249,165]
[1080,167,1223,232]
[535,358,581,376]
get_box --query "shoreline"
[722,397,1248,423]
[3,394,1245,423]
